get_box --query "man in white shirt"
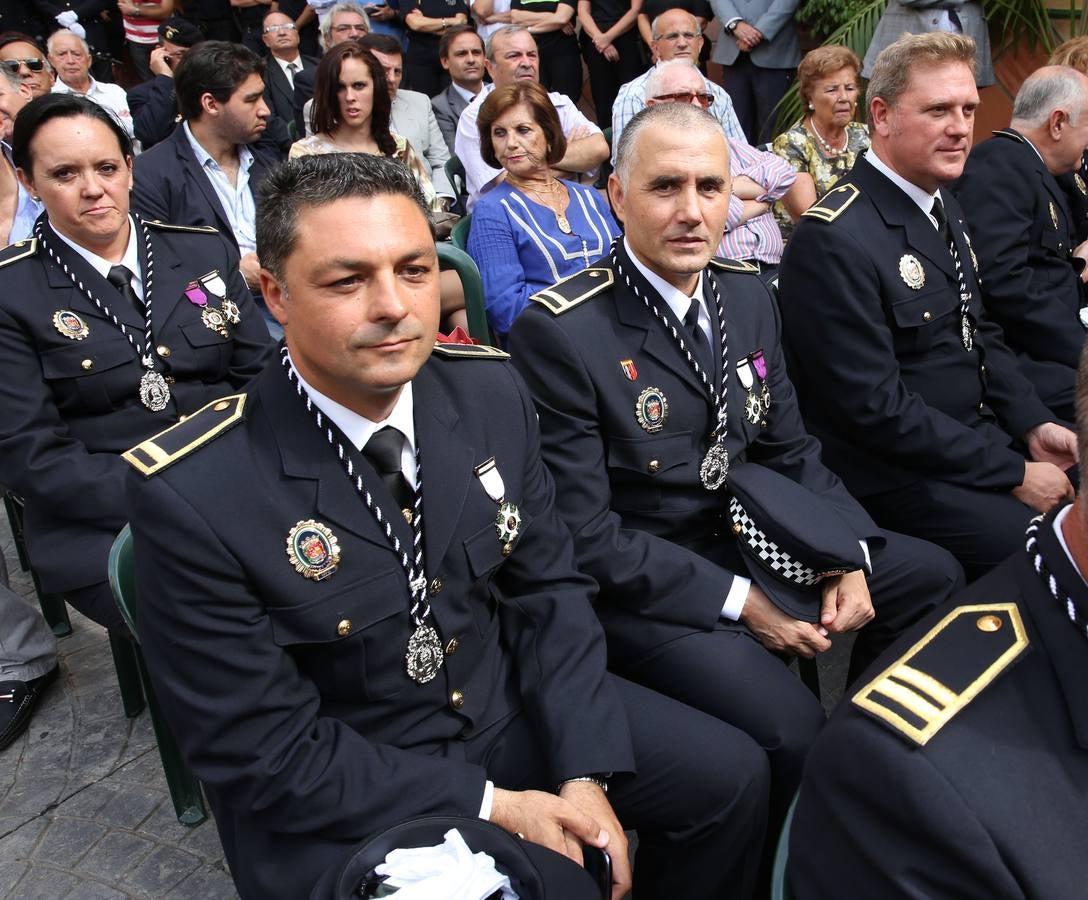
[48,29,135,142]
[455,25,607,210]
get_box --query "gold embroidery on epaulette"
[709,257,759,273]
[530,267,614,314]
[145,220,219,234]
[801,183,861,222]
[0,237,38,268]
[432,343,510,359]
[123,394,246,476]
[852,602,1028,746]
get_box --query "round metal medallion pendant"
[699,442,729,491]
[406,624,445,684]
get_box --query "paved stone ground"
[0,510,852,900]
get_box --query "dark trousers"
[473,675,770,900]
[404,45,448,99]
[537,33,584,108]
[863,479,1036,583]
[64,581,129,636]
[719,52,794,146]
[580,28,643,128]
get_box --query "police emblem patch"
[1077,173,1087,195]
[898,254,925,290]
[52,309,90,340]
[635,387,669,432]
[1050,201,1059,230]
[286,520,341,581]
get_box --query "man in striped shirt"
[118,0,176,82]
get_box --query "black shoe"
[0,665,58,751]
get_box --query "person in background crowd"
[360,0,404,44]
[126,16,203,150]
[0,7,45,43]
[611,8,743,166]
[261,9,318,145]
[771,45,869,239]
[272,0,320,56]
[509,0,580,105]
[468,82,620,341]
[637,0,710,70]
[432,25,484,154]
[119,0,176,82]
[0,66,42,243]
[710,0,801,145]
[48,29,134,142]
[456,26,606,210]
[230,0,276,57]
[470,0,512,43]
[0,93,270,634]
[295,1,370,131]
[359,33,455,207]
[399,0,469,99]
[0,32,54,98]
[577,0,643,128]
[954,66,1088,425]
[187,0,242,42]
[1050,37,1088,244]
[778,33,1078,581]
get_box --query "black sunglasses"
[0,58,45,74]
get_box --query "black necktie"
[931,196,953,248]
[363,426,413,517]
[106,264,143,315]
[683,297,712,370]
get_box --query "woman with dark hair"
[0,93,271,634]
[468,82,619,342]
[289,43,442,213]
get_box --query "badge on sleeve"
[1077,173,1087,196]
[1050,201,1059,230]
[52,309,90,340]
[286,520,341,581]
[635,387,669,433]
[473,457,522,556]
[898,254,925,290]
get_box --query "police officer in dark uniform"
[508,102,963,879]
[0,93,271,632]
[122,152,770,900]
[779,32,1078,582]
[789,341,1088,900]
[953,65,1088,424]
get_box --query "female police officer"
[0,93,272,633]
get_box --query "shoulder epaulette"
[143,219,219,235]
[432,342,510,359]
[852,602,1028,746]
[802,183,861,223]
[992,128,1025,143]
[0,237,38,268]
[708,257,759,273]
[123,394,246,477]
[530,266,613,315]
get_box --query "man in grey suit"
[432,25,486,155]
[710,0,801,144]
[360,33,457,206]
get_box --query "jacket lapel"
[42,228,146,328]
[173,129,232,236]
[139,221,190,331]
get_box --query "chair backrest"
[770,791,799,900]
[436,241,494,346]
[107,524,139,639]
[450,213,472,252]
[444,154,466,204]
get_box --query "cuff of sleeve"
[479,780,495,820]
[859,539,871,575]
[721,574,750,620]
[726,16,743,25]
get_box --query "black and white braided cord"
[947,235,975,352]
[610,241,729,440]
[280,346,431,627]
[35,214,158,367]
[1025,514,1088,642]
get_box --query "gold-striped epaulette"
[143,220,219,235]
[530,266,613,315]
[802,183,861,223]
[0,237,37,268]
[432,342,510,359]
[852,603,1028,746]
[123,394,246,477]
[708,257,759,273]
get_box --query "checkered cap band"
[730,497,822,587]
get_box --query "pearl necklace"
[809,117,848,158]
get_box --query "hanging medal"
[198,269,242,325]
[737,356,763,425]
[473,457,522,557]
[612,242,732,491]
[36,215,171,412]
[281,347,444,685]
[752,350,771,413]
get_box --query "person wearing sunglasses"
[0,33,53,99]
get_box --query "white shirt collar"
[289,352,418,486]
[182,121,254,174]
[451,81,478,104]
[273,53,303,79]
[1053,505,1088,588]
[622,235,708,334]
[53,75,97,96]
[50,215,144,295]
[866,147,942,221]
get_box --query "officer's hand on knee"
[741,585,832,658]
[559,780,631,900]
[1013,461,1074,514]
[820,570,875,634]
[490,787,610,867]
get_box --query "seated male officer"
[508,101,963,873]
[779,33,1079,581]
[123,153,769,900]
[954,65,1088,424]
[789,341,1088,900]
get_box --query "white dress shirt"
[51,215,144,301]
[272,53,304,89]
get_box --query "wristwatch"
[558,774,610,794]
[725,18,742,33]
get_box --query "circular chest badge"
[635,387,669,433]
[52,309,90,340]
[286,520,341,581]
[898,254,925,291]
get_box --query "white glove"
[56,11,87,39]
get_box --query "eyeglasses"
[655,30,701,42]
[264,22,297,32]
[652,90,713,108]
[332,22,369,33]
[0,58,45,74]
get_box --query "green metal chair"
[436,241,494,347]
[594,126,613,190]
[770,792,799,900]
[450,213,472,252]
[108,524,208,826]
[444,154,466,206]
